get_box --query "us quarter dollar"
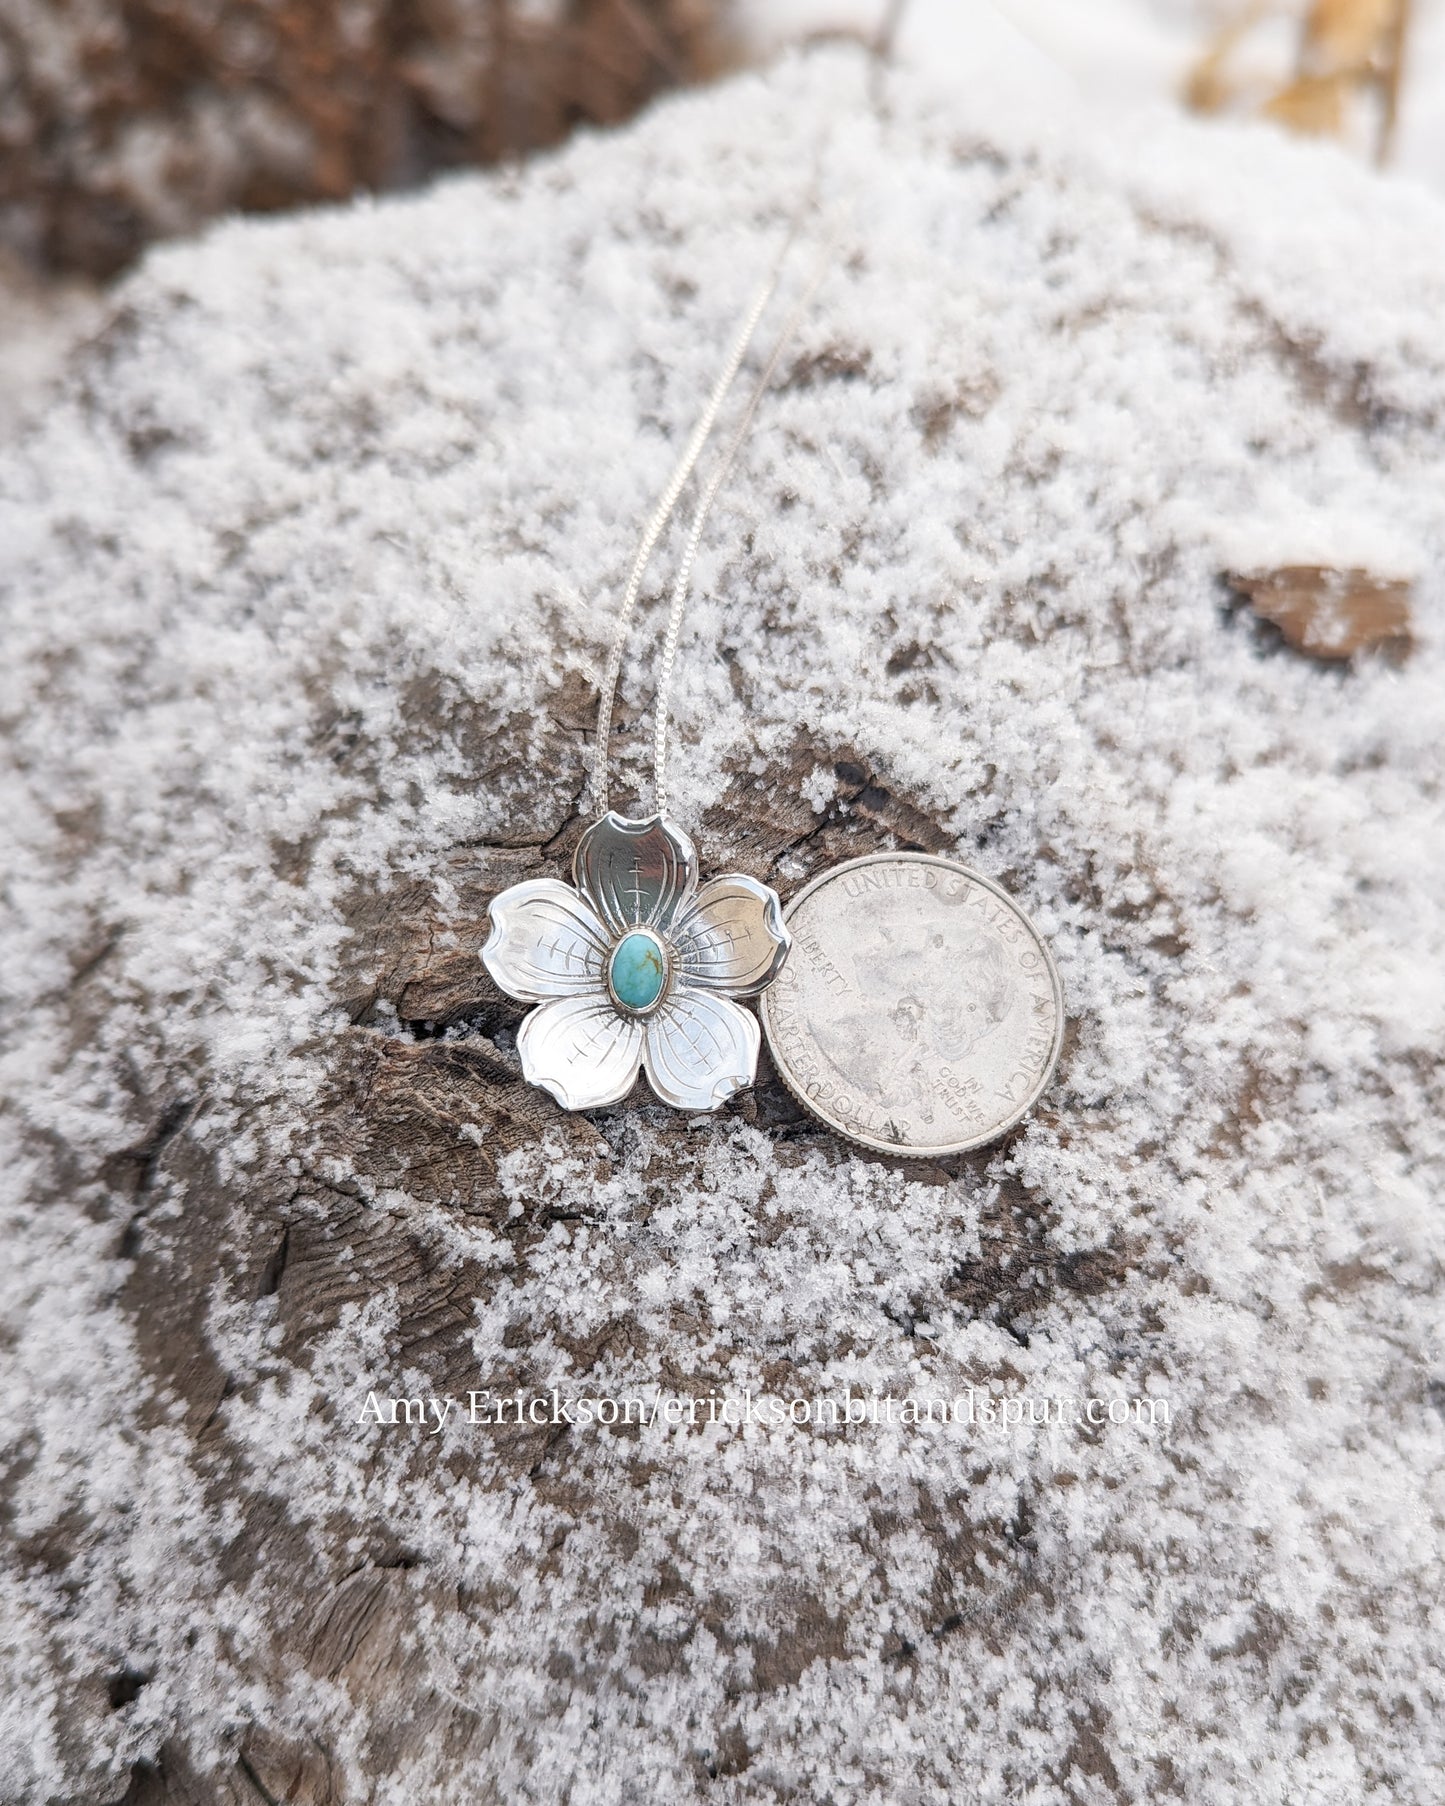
[759,854,1064,1157]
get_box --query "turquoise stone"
[610,932,667,1012]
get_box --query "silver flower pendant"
[482,813,791,1112]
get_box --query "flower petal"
[517,994,644,1110]
[673,875,791,996]
[575,812,696,935]
[642,991,760,1112]
[482,879,610,1002]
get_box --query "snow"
[0,252,104,437]
[2,33,1445,1806]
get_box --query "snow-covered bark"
[1,44,1443,1806]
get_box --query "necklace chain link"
[591,226,833,819]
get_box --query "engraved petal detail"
[575,812,697,935]
[673,875,791,996]
[642,991,760,1112]
[482,879,610,1002]
[517,994,644,1110]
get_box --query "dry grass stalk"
[1183,0,1272,114]
[1186,0,1411,162]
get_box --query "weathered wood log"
[0,0,726,276]
[3,41,1444,1806]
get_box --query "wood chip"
[1227,566,1413,660]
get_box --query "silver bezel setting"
[605,926,673,1019]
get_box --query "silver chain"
[651,257,833,818]
[590,234,830,821]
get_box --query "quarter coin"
[759,853,1064,1157]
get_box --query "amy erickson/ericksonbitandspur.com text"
[357,1388,1172,1434]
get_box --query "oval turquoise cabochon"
[610,932,667,1011]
